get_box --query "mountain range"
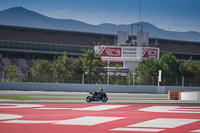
[0,7,200,42]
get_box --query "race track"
[0,103,200,133]
[0,90,168,99]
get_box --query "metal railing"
[1,71,200,87]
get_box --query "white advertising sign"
[122,47,139,57]
[94,46,159,61]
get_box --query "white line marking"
[37,105,129,111]
[128,118,200,128]
[0,114,23,120]
[72,105,129,111]
[139,106,200,113]
[0,103,44,108]
[37,108,72,110]
[55,116,125,125]
[191,129,200,132]
[3,116,125,126]
[111,128,165,132]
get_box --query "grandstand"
[0,25,200,77]
[0,58,35,77]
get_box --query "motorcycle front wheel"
[86,96,92,102]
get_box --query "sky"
[1,0,200,32]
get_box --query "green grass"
[110,98,168,100]
[0,95,84,100]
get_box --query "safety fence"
[0,71,200,87]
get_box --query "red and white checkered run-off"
[0,103,200,133]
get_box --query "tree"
[159,53,181,85]
[73,58,84,75]
[126,72,133,85]
[51,52,73,83]
[5,65,19,82]
[195,60,200,86]
[180,57,198,77]
[196,60,200,75]
[70,58,84,83]
[180,57,199,86]
[135,58,159,85]
[21,70,31,82]
[109,63,126,85]
[31,59,52,82]
[81,49,103,84]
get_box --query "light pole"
[82,73,84,84]
[132,73,135,86]
[2,70,5,82]
[158,70,162,86]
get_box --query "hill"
[0,7,200,42]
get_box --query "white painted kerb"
[181,91,200,101]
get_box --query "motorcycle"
[86,92,108,102]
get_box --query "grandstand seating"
[18,58,28,69]
[0,58,37,77]
[26,59,34,68]
[2,58,11,67]
[10,58,18,66]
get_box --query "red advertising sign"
[99,47,122,57]
[142,48,158,58]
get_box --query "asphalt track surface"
[0,103,200,133]
[0,90,167,99]
[1,90,200,104]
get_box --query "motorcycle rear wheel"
[102,96,108,102]
[86,96,92,102]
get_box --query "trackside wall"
[1,82,200,94]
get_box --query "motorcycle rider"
[86,87,108,102]
[93,88,104,99]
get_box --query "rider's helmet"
[98,88,103,92]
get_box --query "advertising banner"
[122,47,139,57]
[95,46,122,57]
[142,47,159,59]
[94,46,159,59]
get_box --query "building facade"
[0,25,200,77]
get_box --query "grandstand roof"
[0,24,200,56]
[0,25,115,46]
